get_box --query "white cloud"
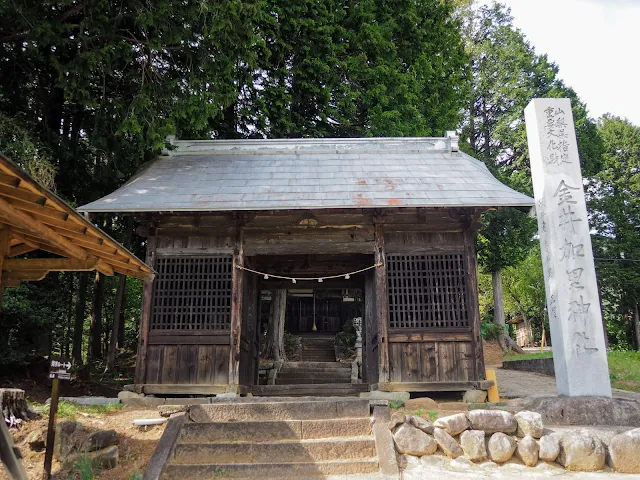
[480,0,640,125]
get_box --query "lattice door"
[150,255,233,331]
[387,253,470,329]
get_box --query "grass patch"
[412,408,438,422]
[389,400,403,410]
[608,350,640,392]
[35,400,123,419]
[505,351,553,361]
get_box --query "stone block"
[487,432,516,463]
[433,427,462,458]
[393,423,437,456]
[539,434,560,462]
[516,435,539,467]
[468,409,517,434]
[59,396,120,406]
[389,412,405,431]
[117,391,143,400]
[460,430,487,462]
[433,413,469,436]
[84,430,119,452]
[515,410,544,438]
[63,445,119,470]
[121,397,165,407]
[158,405,188,417]
[609,428,640,473]
[404,397,437,411]
[557,431,605,472]
[406,414,433,434]
[360,390,410,406]
[463,390,487,404]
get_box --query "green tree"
[588,115,640,349]
[460,2,600,352]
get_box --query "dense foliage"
[0,0,638,372]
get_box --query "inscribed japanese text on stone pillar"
[525,98,611,397]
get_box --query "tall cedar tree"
[460,3,601,351]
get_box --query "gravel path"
[495,368,640,400]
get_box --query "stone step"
[277,378,352,385]
[252,384,369,397]
[180,418,372,443]
[189,398,370,422]
[163,459,379,479]
[172,437,377,465]
[301,356,336,362]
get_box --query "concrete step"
[180,418,372,443]
[163,459,379,479]
[172,437,376,465]
[189,398,370,421]
[252,384,369,397]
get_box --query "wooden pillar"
[134,230,157,386]
[229,226,245,389]
[374,223,389,385]
[464,227,485,381]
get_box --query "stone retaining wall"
[502,357,555,376]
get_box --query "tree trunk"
[520,310,533,347]
[64,274,74,357]
[72,272,89,365]
[106,274,127,371]
[265,289,287,361]
[89,272,104,360]
[634,303,640,351]
[117,217,133,349]
[0,389,38,427]
[492,269,524,354]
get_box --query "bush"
[283,331,301,360]
[335,318,357,359]
[481,322,503,341]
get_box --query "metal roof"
[79,137,534,213]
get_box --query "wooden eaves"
[0,152,154,287]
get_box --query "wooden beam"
[135,232,157,385]
[8,243,38,257]
[464,228,485,382]
[374,223,390,385]
[3,258,99,272]
[229,225,245,388]
[95,259,114,277]
[0,227,11,306]
[377,381,494,392]
[141,384,230,395]
[0,196,87,260]
[4,271,49,282]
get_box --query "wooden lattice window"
[150,256,233,331]
[387,253,470,329]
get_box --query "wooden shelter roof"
[0,152,153,284]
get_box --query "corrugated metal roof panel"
[79,137,534,212]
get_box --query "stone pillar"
[525,98,611,397]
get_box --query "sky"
[480,0,640,126]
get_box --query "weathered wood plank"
[197,345,215,384]
[401,343,420,382]
[378,381,491,392]
[388,332,472,342]
[374,223,389,384]
[136,232,157,385]
[229,226,244,387]
[214,345,230,385]
[145,345,163,384]
[148,334,231,345]
[161,345,178,384]
[419,342,437,382]
[464,228,485,381]
[142,384,231,395]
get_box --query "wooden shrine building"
[79,136,534,395]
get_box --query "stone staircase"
[300,335,336,362]
[161,398,380,479]
[276,362,352,385]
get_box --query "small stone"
[407,415,434,434]
[420,455,445,468]
[404,397,437,411]
[516,434,539,467]
[433,413,469,436]
[433,427,462,458]
[215,392,237,399]
[389,411,406,431]
[84,430,119,452]
[487,432,516,463]
[609,427,640,473]
[63,445,119,470]
[26,429,46,452]
[450,456,474,470]
[515,411,544,438]
[117,391,143,399]
[393,423,437,456]
[479,461,499,469]
[539,434,560,462]
[158,405,188,417]
[468,409,517,434]
[361,390,410,406]
[53,421,84,460]
[557,431,605,472]
[463,390,487,404]
[460,430,487,462]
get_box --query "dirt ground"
[482,339,506,367]
[0,407,165,480]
